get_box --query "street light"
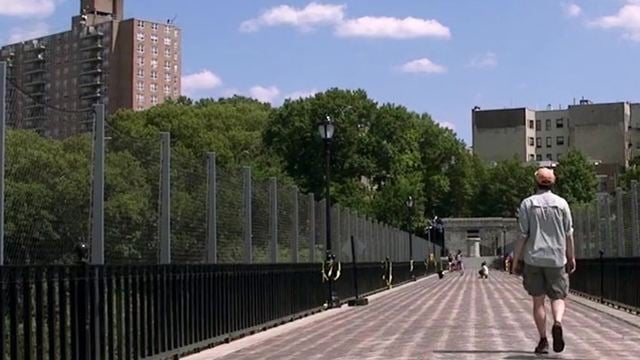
[318,115,340,308]
[405,196,415,281]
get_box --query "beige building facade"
[473,101,636,190]
[0,0,181,137]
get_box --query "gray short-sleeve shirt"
[518,190,573,268]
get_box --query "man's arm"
[566,233,576,274]
[512,235,527,274]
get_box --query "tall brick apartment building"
[0,0,182,137]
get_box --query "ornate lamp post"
[318,115,340,308]
[405,196,415,281]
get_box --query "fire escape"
[79,26,105,131]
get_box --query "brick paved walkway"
[184,272,640,360]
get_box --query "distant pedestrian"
[512,168,576,354]
[478,261,489,279]
[455,249,464,275]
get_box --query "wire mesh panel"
[217,167,244,263]
[277,185,294,262]
[4,81,94,264]
[170,150,207,264]
[298,192,312,262]
[103,126,160,264]
[608,195,617,257]
[315,200,326,260]
[251,178,270,263]
[587,202,598,258]
[623,191,633,256]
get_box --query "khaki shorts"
[523,264,569,300]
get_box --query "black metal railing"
[570,257,640,311]
[0,262,432,359]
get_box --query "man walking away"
[512,168,576,354]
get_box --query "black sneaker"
[552,323,565,353]
[534,338,549,354]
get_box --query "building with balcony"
[0,0,182,137]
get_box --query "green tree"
[473,158,536,217]
[555,149,598,204]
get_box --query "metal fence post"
[90,104,105,265]
[269,178,278,263]
[0,62,5,265]
[616,188,625,257]
[243,166,252,264]
[632,181,640,257]
[291,186,299,263]
[206,153,217,263]
[159,132,171,264]
[574,207,583,259]
[334,205,341,261]
[308,193,315,263]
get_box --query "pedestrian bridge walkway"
[184,272,640,360]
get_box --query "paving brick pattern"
[185,272,640,360]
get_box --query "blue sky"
[2,0,640,143]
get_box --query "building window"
[165,26,171,34]
[151,95,158,105]
[557,118,564,128]
[164,48,171,57]
[557,136,564,145]
[137,81,144,92]
[152,46,158,56]
[546,154,553,161]
[557,153,563,161]
[137,56,144,66]
[151,23,159,31]
[136,32,144,41]
[137,68,144,78]
[528,120,534,129]
[151,59,158,69]
[150,83,157,92]
[535,120,541,131]
[545,119,551,131]
[151,34,158,44]
[174,29,179,37]
[165,73,171,82]
[528,137,534,146]
[151,70,158,80]
[137,20,145,29]
[536,137,541,148]
[536,154,542,161]
[529,154,535,161]
[136,94,145,104]
[164,38,172,46]
[164,60,171,71]
[546,137,552,148]
[164,84,171,95]
[137,44,144,54]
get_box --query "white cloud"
[563,3,582,17]
[240,2,345,32]
[437,121,456,130]
[8,22,50,43]
[0,0,56,17]
[400,57,446,74]
[283,89,318,101]
[336,16,451,39]
[249,85,281,104]
[589,1,640,41]
[181,70,223,96]
[467,52,498,69]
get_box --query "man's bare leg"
[551,299,565,324]
[533,296,547,338]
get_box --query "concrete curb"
[569,294,640,330]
